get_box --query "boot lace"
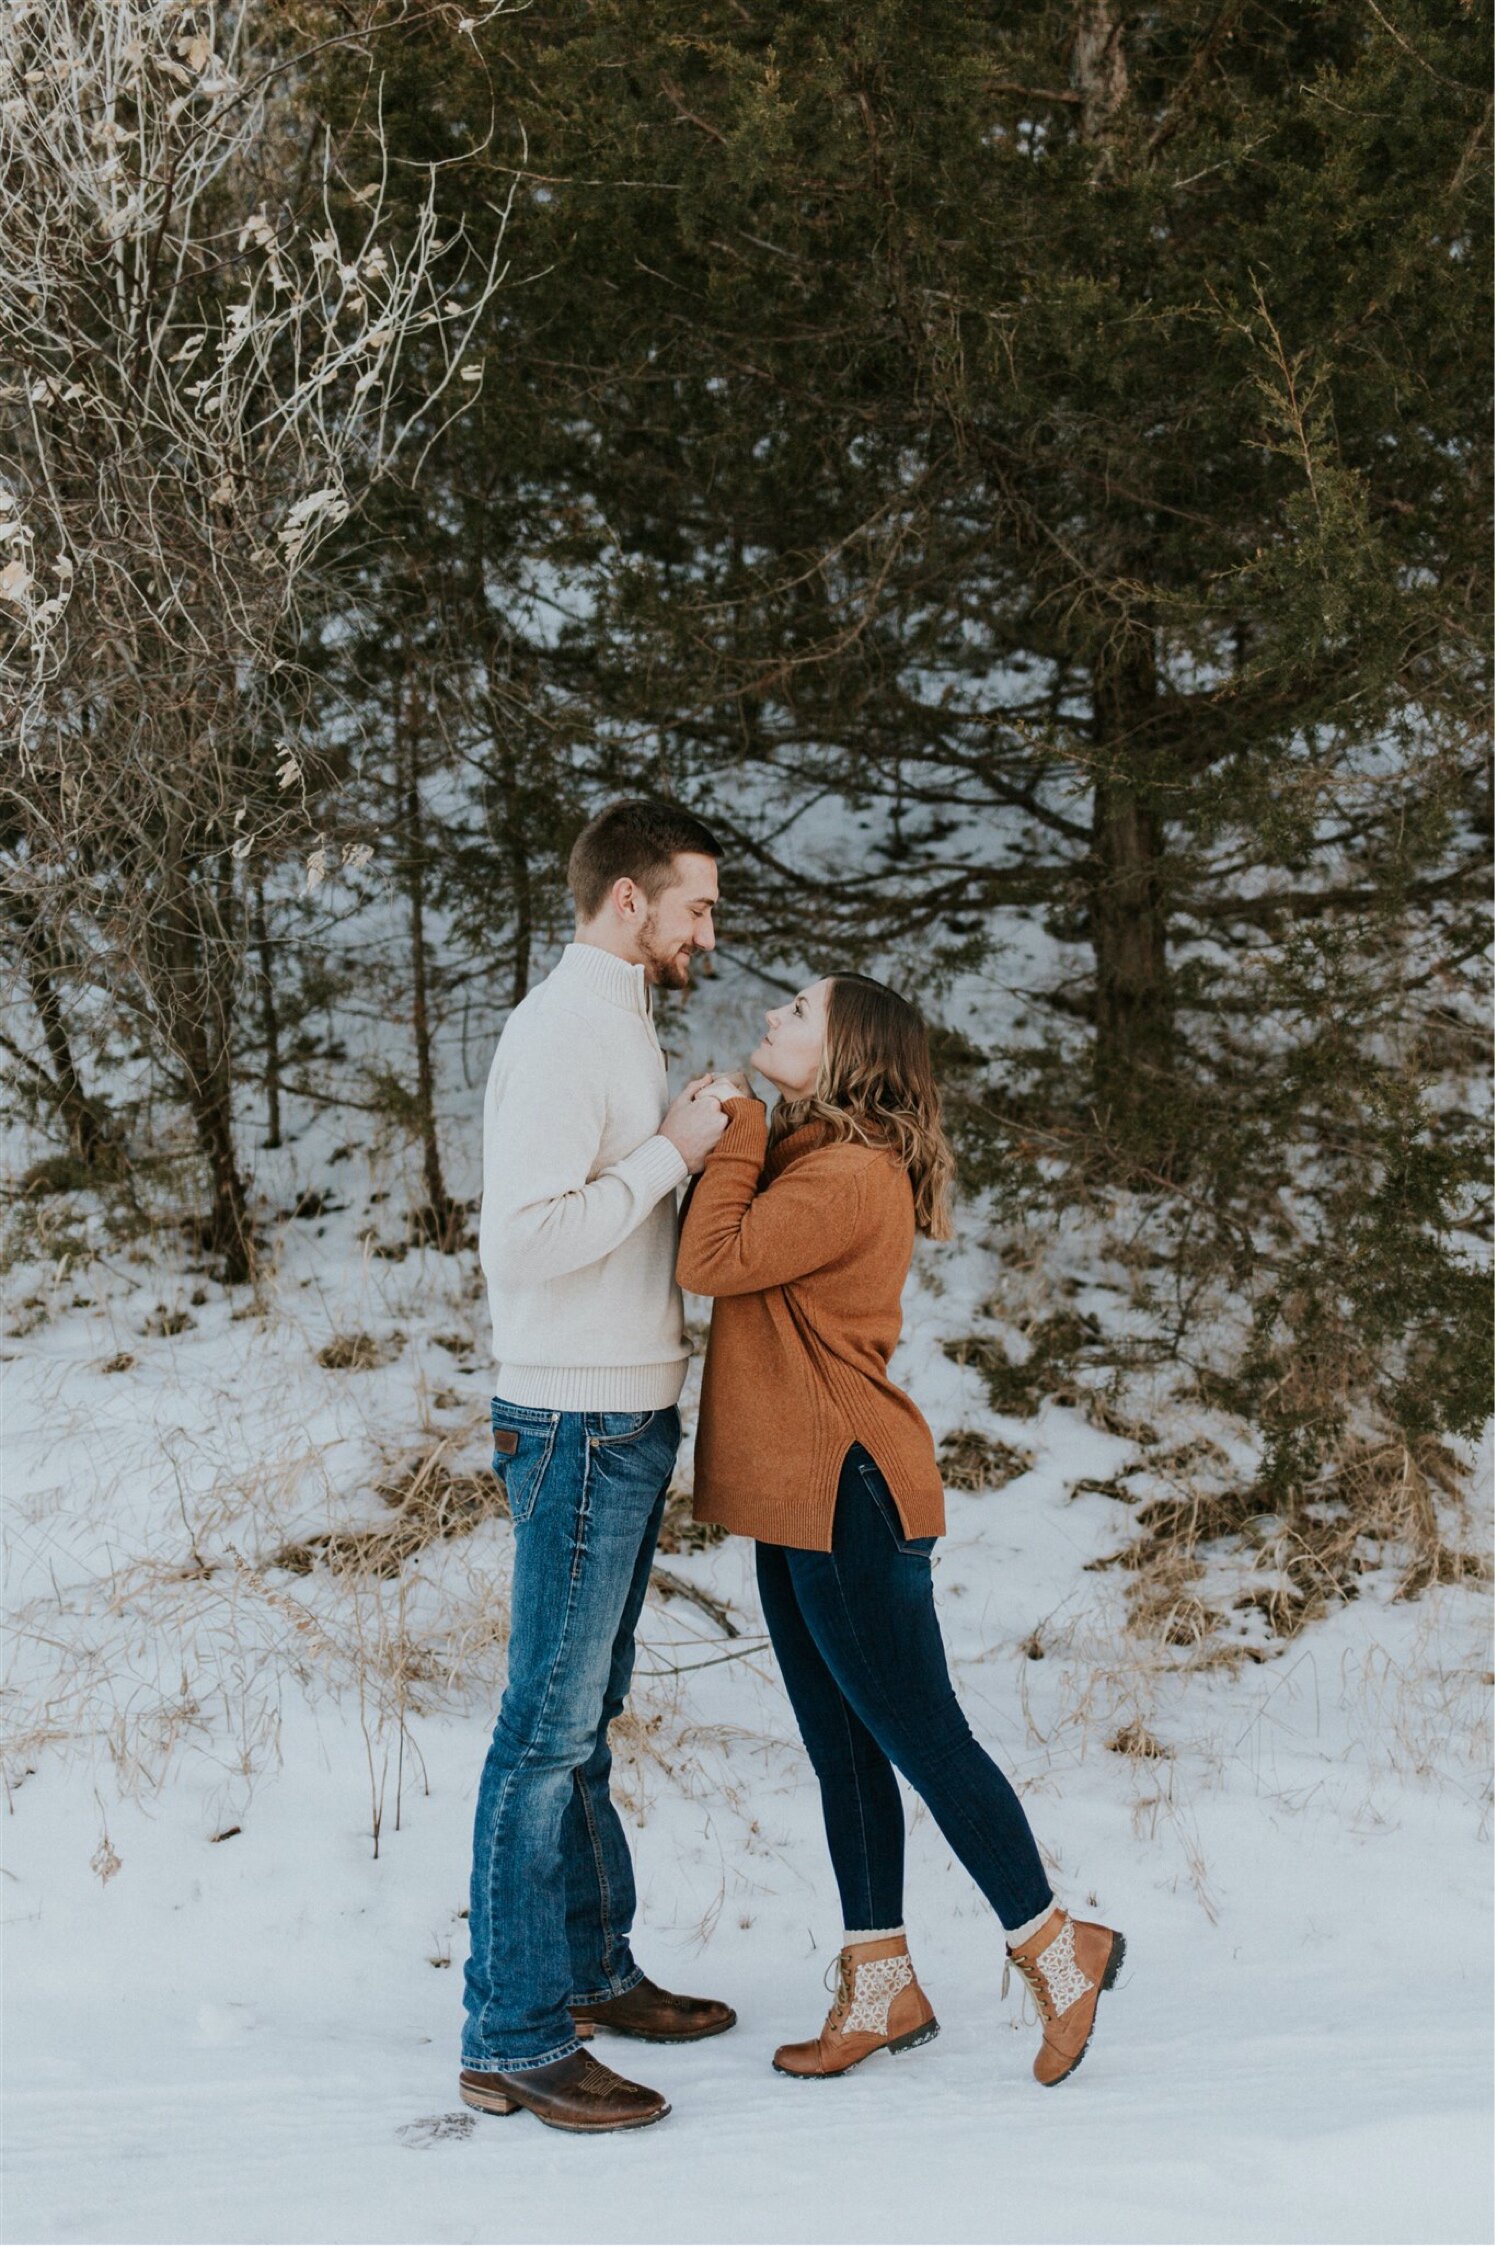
[1003,1917,1092,2022]
[1002,1951,1049,2026]
[821,1949,913,2036]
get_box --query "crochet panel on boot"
[1035,1919,1092,2015]
[843,1955,914,2035]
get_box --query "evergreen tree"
[309,0,1491,1473]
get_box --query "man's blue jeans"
[462,1398,680,2073]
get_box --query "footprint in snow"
[397,2113,475,2148]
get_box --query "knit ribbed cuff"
[617,1131,690,1200]
[712,1097,768,1162]
[493,1358,688,1412]
[1004,1900,1058,1948]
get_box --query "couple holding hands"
[462,799,1123,2132]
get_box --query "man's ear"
[610,874,641,921]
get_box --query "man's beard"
[639,910,695,991]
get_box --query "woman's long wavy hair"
[769,972,955,1240]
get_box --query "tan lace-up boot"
[1004,1908,1126,2087]
[773,1933,940,2079]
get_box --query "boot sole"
[459,2083,671,2132]
[773,2017,941,2079]
[572,2009,737,2045]
[1040,1929,1127,2090]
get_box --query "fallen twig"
[649,1568,741,1637]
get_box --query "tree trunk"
[406,790,447,1216]
[396,676,454,1238]
[190,1053,254,1283]
[1087,629,1172,1107]
[1070,6,1168,1110]
[175,957,253,1281]
[155,848,253,1281]
[1071,0,1128,168]
[11,908,118,1166]
[251,878,282,1150]
[505,802,534,1012]
[492,740,535,1011]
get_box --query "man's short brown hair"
[567,799,721,920]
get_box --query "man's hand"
[661,1081,730,1175]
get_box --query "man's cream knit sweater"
[478,942,690,1411]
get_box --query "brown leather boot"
[571,1973,736,2044]
[458,2049,670,2132]
[773,1933,939,2079]
[1004,1908,1126,2087]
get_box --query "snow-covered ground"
[2,949,1493,2246]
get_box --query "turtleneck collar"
[555,940,653,1019]
[765,1114,834,1175]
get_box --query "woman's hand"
[698,1069,754,1103]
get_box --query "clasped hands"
[660,1068,756,1174]
[688,1068,754,1106]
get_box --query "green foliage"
[0,0,1476,1563]
[284,2,1497,1498]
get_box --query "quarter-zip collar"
[555,940,653,1021]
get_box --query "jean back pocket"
[490,1402,560,1525]
[853,1446,936,1558]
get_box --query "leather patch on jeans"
[492,1428,519,1456]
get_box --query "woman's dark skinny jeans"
[756,1445,1053,1934]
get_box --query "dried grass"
[317,1330,405,1372]
[1107,1720,1172,1760]
[1,1399,503,1847]
[1086,1422,1488,1661]
[269,1442,503,1579]
[938,1429,1035,1492]
[655,1485,727,1555]
[1125,1568,1225,1651]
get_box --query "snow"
[2,950,1492,2247]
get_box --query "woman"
[678,973,1124,2088]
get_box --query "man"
[460,799,736,2133]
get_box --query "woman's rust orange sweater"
[676,1098,945,1552]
